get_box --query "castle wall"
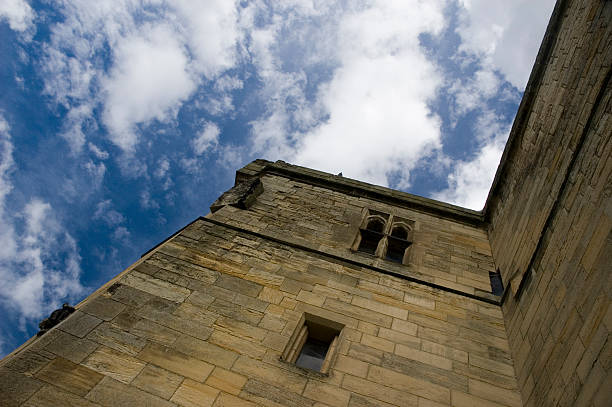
[0,172,520,406]
[213,172,495,299]
[485,0,611,405]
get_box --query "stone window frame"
[352,209,414,265]
[282,313,344,375]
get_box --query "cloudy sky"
[0,0,554,356]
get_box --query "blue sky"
[0,0,554,356]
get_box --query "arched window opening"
[385,238,408,263]
[366,218,385,233]
[358,216,385,255]
[391,225,409,240]
[354,211,413,265]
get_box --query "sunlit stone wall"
[0,161,520,407]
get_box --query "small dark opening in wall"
[366,218,385,233]
[489,270,504,296]
[391,226,408,240]
[284,315,343,374]
[358,230,383,255]
[386,237,409,264]
[295,337,329,371]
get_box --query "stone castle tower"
[1,0,610,406]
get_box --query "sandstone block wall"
[213,170,496,301]
[0,172,520,406]
[486,0,611,405]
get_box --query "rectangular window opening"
[283,314,343,374]
[489,270,504,296]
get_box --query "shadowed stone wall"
[485,0,611,405]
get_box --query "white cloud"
[179,157,200,175]
[433,110,510,210]
[155,157,170,178]
[42,0,242,155]
[455,0,555,90]
[0,116,85,327]
[154,157,173,190]
[214,75,243,93]
[0,0,34,32]
[93,199,125,226]
[83,160,106,190]
[192,122,220,155]
[0,117,16,261]
[172,0,240,78]
[101,24,198,152]
[217,144,245,170]
[112,226,130,242]
[88,142,109,160]
[139,188,159,210]
[247,0,446,187]
[449,69,502,119]
[33,0,554,209]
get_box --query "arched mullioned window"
[355,211,413,264]
[386,223,412,264]
[366,217,385,233]
[357,216,386,255]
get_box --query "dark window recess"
[489,271,504,296]
[366,218,385,233]
[295,338,329,371]
[283,315,343,374]
[358,230,383,255]
[391,226,408,240]
[353,212,413,265]
[386,236,409,263]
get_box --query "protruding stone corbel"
[210,177,264,213]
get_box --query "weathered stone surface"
[367,365,450,404]
[82,345,146,383]
[129,318,181,345]
[0,368,44,407]
[381,352,468,392]
[44,330,99,363]
[215,273,263,297]
[139,342,214,382]
[2,350,53,375]
[232,356,307,394]
[86,322,147,355]
[347,393,396,407]
[342,374,418,406]
[303,379,351,407]
[59,310,103,338]
[173,334,239,369]
[208,331,267,360]
[205,367,247,395]
[170,379,219,407]
[240,379,314,407]
[86,376,175,407]
[35,357,103,396]
[213,392,258,407]
[132,364,183,400]
[80,296,126,321]
[107,283,155,307]
[121,271,191,302]
[210,177,264,213]
[23,385,100,407]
